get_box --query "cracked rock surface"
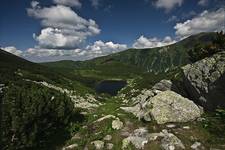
[182,51,225,109]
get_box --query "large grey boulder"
[148,91,202,124]
[182,52,225,110]
[122,91,202,124]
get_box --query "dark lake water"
[95,80,127,96]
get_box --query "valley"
[0,32,225,150]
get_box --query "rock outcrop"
[182,51,225,110]
[149,91,202,124]
[121,91,202,124]
[160,129,185,150]
[122,128,149,149]
[152,80,179,93]
[122,128,185,150]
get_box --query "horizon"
[0,0,224,62]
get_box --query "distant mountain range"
[43,32,217,74]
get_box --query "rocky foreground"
[60,52,225,150]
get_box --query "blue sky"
[0,0,224,62]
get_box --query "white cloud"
[175,8,225,38]
[27,2,100,49]
[53,0,82,8]
[198,0,208,6]
[31,1,39,8]
[33,27,86,49]
[23,41,127,62]
[1,46,23,56]
[25,48,82,57]
[155,0,183,11]
[85,40,128,58]
[90,0,101,9]
[133,36,176,49]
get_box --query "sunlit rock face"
[148,91,202,124]
[182,51,225,110]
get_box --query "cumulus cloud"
[53,0,82,8]
[174,8,225,38]
[31,1,39,8]
[84,40,128,58]
[22,41,127,62]
[155,0,183,11]
[198,0,208,6]
[90,0,101,9]
[1,46,23,56]
[133,36,176,49]
[27,2,100,49]
[24,48,82,57]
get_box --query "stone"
[122,136,148,150]
[112,119,123,130]
[191,142,202,149]
[122,87,202,124]
[122,128,149,149]
[149,91,202,124]
[152,80,177,92]
[63,143,78,150]
[166,124,176,128]
[71,133,81,140]
[91,140,104,149]
[0,84,4,93]
[94,115,118,123]
[148,133,164,141]
[183,126,190,129]
[103,135,112,141]
[160,130,185,150]
[182,52,225,110]
[106,143,114,150]
[122,138,131,149]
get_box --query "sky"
[0,0,224,62]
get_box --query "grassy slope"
[42,32,217,90]
[0,49,93,94]
[0,50,90,149]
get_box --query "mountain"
[43,32,217,75]
[1,32,225,150]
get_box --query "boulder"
[152,80,177,92]
[191,142,203,150]
[182,51,225,110]
[121,90,202,124]
[122,128,149,149]
[160,129,185,150]
[122,128,185,150]
[106,143,114,150]
[103,135,112,141]
[149,91,202,124]
[91,140,104,149]
[112,119,123,130]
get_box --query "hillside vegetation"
[1,32,225,150]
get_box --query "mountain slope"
[43,32,217,76]
[0,49,88,149]
[89,32,217,73]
